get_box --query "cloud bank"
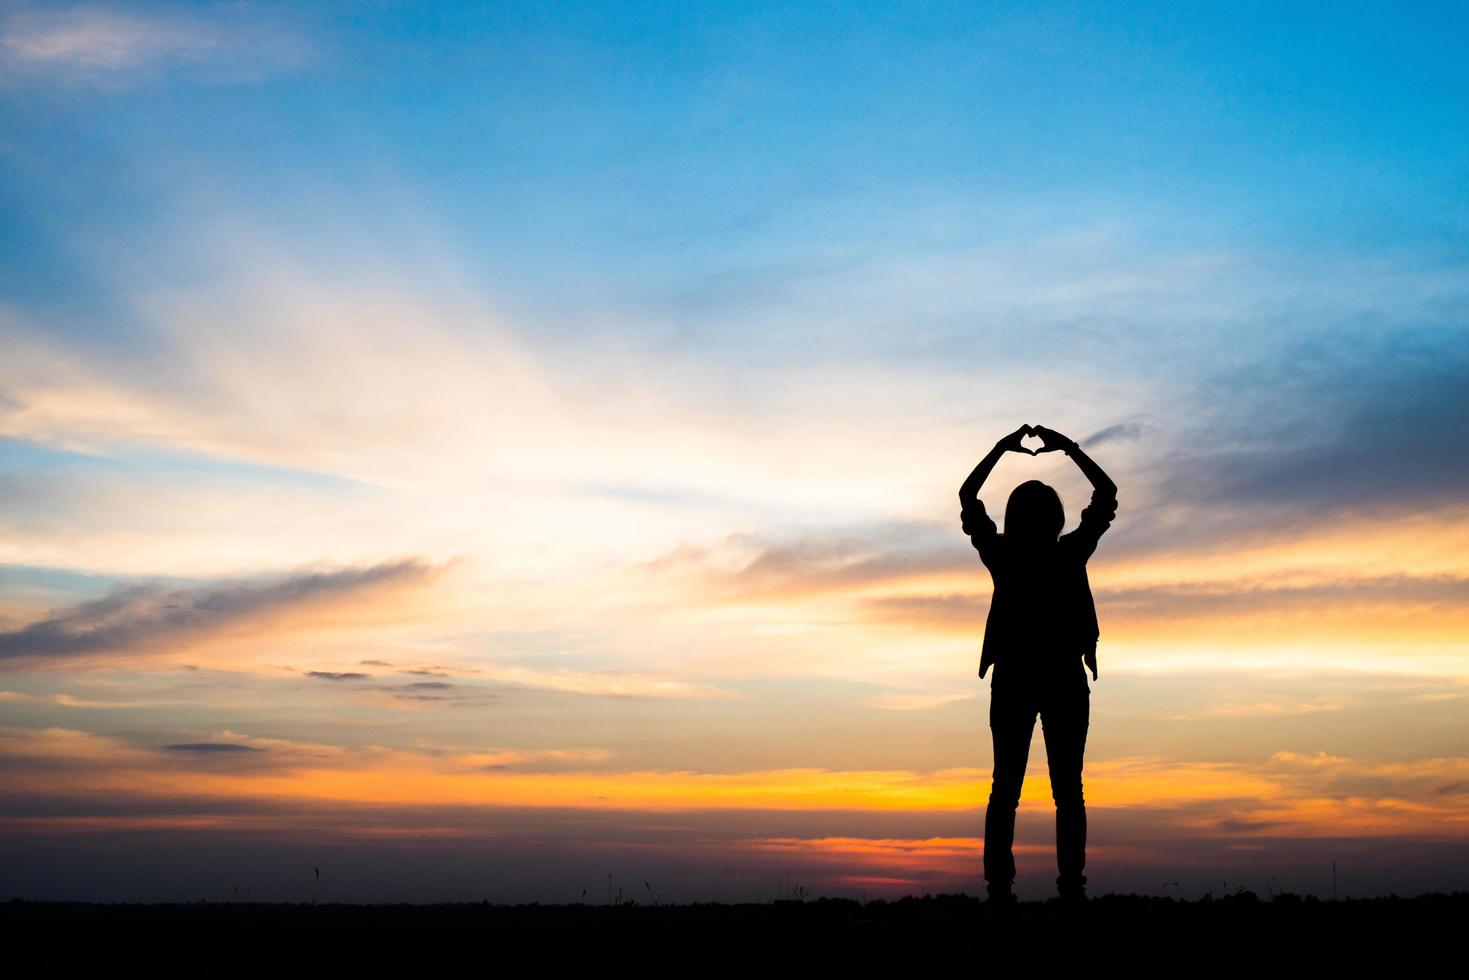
[0,560,442,667]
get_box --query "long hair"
[1005,480,1065,542]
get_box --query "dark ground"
[4,892,1465,973]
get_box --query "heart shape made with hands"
[1019,431,1045,455]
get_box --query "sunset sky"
[2,1,1468,903]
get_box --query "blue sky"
[8,2,1468,318]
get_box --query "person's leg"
[1041,679,1090,899]
[985,685,1038,897]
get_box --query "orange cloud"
[3,727,1465,844]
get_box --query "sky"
[1,0,1467,903]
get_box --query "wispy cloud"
[0,560,443,668]
[0,689,171,709]
[861,690,974,711]
[304,670,369,681]
[645,522,964,601]
[0,3,309,82]
[165,741,263,753]
[471,665,735,700]
[1083,421,1149,448]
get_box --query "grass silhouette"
[5,892,1463,970]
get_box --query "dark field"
[5,893,1466,973]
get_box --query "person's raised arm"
[1031,425,1116,497]
[960,424,1034,504]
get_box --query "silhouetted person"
[959,424,1118,909]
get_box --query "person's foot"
[986,882,1017,921]
[1057,877,1089,920]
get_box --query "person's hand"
[1030,424,1076,454]
[994,424,1036,455]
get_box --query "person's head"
[1005,480,1065,543]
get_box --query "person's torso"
[981,537,1098,682]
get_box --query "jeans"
[983,668,1090,893]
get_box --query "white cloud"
[0,3,309,81]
